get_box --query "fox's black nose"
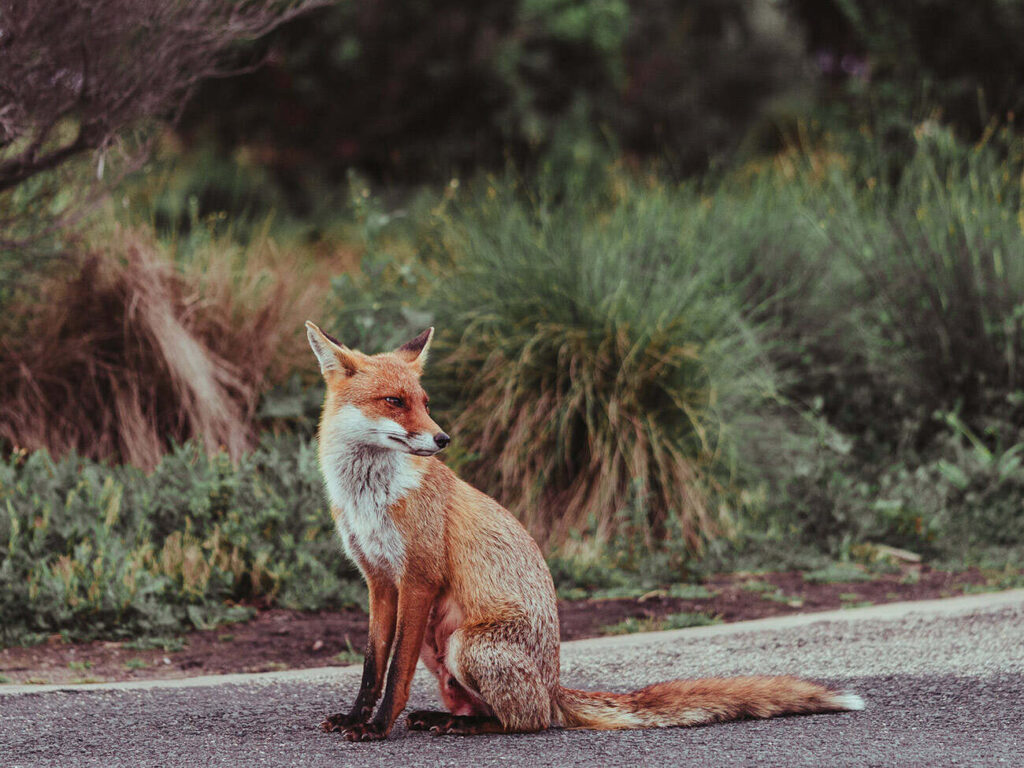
[434,432,450,449]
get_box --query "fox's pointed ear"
[306,321,361,377]
[395,327,434,366]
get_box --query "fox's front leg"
[322,574,397,732]
[342,581,438,742]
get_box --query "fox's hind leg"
[445,627,552,734]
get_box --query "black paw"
[321,711,365,733]
[406,710,453,731]
[429,720,468,736]
[342,721,388,742]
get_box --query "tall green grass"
[438,181,781,555]
[834,126,1024,435]
[721,126,1024,446]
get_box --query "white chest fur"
[319,406,424,579]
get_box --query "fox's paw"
[408,713,503,736]
[321,712,365,733]
[341,722,388,742]
[406,710,452,731]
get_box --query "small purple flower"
[816,50,837,74]
[841,54,871,81]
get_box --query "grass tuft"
[0,220,340,467]
[601,611,719,635]
[422,180,774,555]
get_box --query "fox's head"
[305,321,449,457]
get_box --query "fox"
[305,321,865,741]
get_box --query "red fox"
[306,321,865,741]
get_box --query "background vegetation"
[2,0,1023,644]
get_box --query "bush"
[789,0,1024,137]
[870,415,1024,558]
[685,128,1024,568]
[846,127,1024,435]
[0,0,322,251]
[694,127,1024,449]
[0,436,359,646]
[806,127,1024,444]
[0,217,340,466]
[330,172,777,558]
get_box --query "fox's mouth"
[387,435,438,456]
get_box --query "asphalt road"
[2,593,1023,767]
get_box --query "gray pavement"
[2,591,1023,767]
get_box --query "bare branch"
[0,0,329,219]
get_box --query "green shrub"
[0,436,360,646]
[323,172,444,355]
[824,126,1024,438]
[870,415,1024,558]
[700,127,1024,448]
[417,178,776,556]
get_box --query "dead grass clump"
[0,227,298,467]
[446,321,719,555]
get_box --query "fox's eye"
[384,396,404,408]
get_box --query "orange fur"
[307,322,864,741]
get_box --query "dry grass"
[448,322,718,552]
[0,223,343,467]
[422,181,773,557]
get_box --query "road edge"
[2,587,1022,697]
[566,586,1024,651]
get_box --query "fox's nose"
[434,432,450,449]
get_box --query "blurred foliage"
[181,0,807,181]
[180,0,1024,189]
[872,414,1024,554]
[788,0,1024,136]
[3,0,1023,647]
[735,124,1024,448]
[0,0,324,285]
[0,210,342,467]
[3,129,1024,646]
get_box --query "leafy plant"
[0,436,360,646]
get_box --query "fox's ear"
[306,321,361,377]
[395,327,434,366]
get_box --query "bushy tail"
[555,676,864,730]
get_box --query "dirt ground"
[0,566,992,686]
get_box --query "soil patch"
[0,566,992,685]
